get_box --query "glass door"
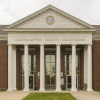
[45,49,56,90]
[29,76,34,90]
[66,75,78,90]
[65,49,80,90]
[20,49,36,90]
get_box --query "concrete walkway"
[0,91,100,100]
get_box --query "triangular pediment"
[5,5,95,29]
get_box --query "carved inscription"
[45,38,59,41]
[15,38,42,41]
[62,38,85,41]
[15,38,85,41]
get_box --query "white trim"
[3,28,97,32]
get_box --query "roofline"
[3,28,97,32]
[4,5,96,29]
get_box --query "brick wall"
[16,47,21,90]
[61,45,65,90]
[36,46,40,90]
[92,41,100,90]
[0,41,8,90]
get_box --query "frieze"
[15,38,85,41]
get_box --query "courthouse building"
[0,5,100,91]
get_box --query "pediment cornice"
[4,5,96,29]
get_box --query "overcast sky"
[0,0,100,25]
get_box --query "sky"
[0,0,100,25]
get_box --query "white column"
[13,46,17,91]
[23,44,29,91]
[84,46,88,84]
[56,44,61,91]
[39,44,45,91]
[71,44,77,91]
[7,44,13,91]
[87,44,93,91]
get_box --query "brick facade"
[36,46,40,90]
[0,41,8,90]
[61,45,65,90]
[92,41,100,90]
[16,46,21,90]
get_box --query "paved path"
[0,91,100,100]
[70,91,100,100]
[0,91,30,100]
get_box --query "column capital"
[56,44,61,46]
[71,44,77,46]
[40,44,45,46]
[24,44,29,46]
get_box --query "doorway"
[45,49,56,90]
[66,75,78,90]
[20,49,36,90]
[65,49,80,90]
[29,76,34,90]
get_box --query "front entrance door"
[45,49,56,90]
[65,49,80,90]
[29,76,34,90]
[66,75,78,90]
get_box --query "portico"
[7,43,93,92]
[3,5,96,92]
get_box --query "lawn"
[95,90,100,93]
[0,90,6,92]
[23,93,77,100]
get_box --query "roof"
[0,25,8,35]
[93,25,100,35]
[4,5,96,29]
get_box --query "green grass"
[23,93,77,100]
[95,90,100,93]
[0,90,6,92]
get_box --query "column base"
[7,89,13,91]
[71,88,77,91]
[39,89,45,91]
[13,88,17,91]
[23,89,29,91]
[86,88,93,91]
[55,89,61,91]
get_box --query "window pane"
[34,63,36,72]
[45,75,50,85]
[21,55,24,62]
[51,73,56,85]
[67,63,72,72]
[46,63,50,71]
[51,63,55,71]
[65,55,66,63]
[76,55,78,63]
[51,55,55,62]
[69,55,72,63]
[46,55,50,62]
[68,76,71,83]
[28,55,31,63]
[22,63,24,74]
[76,63,78,74]
[34,55,36,63]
